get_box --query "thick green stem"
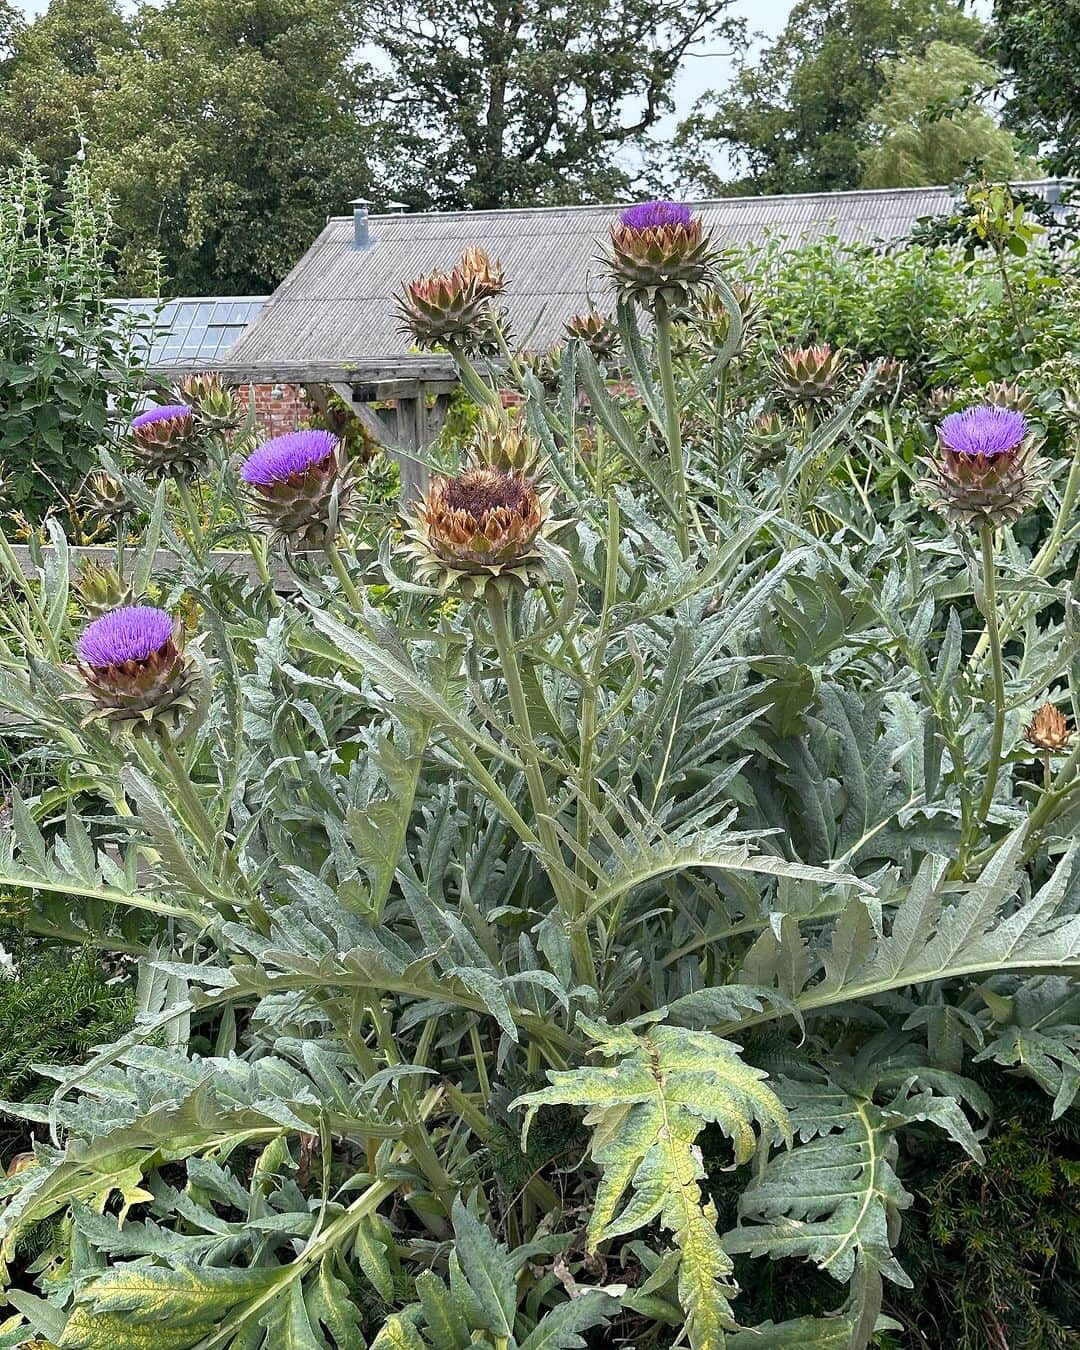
[652,297,690,558]
[971,439,1080,665]
[486,587,597,987]
[324,538,364,610]
[156,732,220,856]
[175,476,205,558]
[974,521,1007,833]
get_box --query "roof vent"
[384,200,410,214]
[350,198,373,249]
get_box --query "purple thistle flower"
[939,405,1028,458]
[132,404,192,430]
[239,430,338,486]
[78,606,174,668]
[619,200,693,232]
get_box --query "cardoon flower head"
[78,605,173,667]
[922,401,1047,525]
[73,604,204,736]
[619,200,693,232]
[606,199,715,309]
[401,466,558,594]
[132,404,191,430]
[939,406,1028,457]
[129,402,203,480]
[240,429,337,486]
[239,430,354,550]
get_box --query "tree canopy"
[360,0,740,210]
[860,40,1028,188]
[994,0,1080,178]
[671,0,985,196]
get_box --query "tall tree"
[3,0,386,294]
[994,0,1080,177]
[860,41,1029,187]
[0,0,132,173]
[360,0,740,210]
[671,0,984,196]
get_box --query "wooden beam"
[10,544,319,594]
[140,357,460,385]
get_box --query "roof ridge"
[329,179,1074,225]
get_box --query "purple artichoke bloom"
[132,404,192,430]
[78,605,174,668]
[939,405,1028,458]
[619,200,693,233]
[239,430,338,486]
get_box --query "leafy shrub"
[0,152,139,521]
[0,209,1076,1350]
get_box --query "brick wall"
[237,383,312,436]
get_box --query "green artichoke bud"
[564,310,619,362]
[176,371,243,433]
[80,469,133,523]
[772,345,848,405]
[73,561,135,619]
[747,410,790,465]
[467,406,544,477]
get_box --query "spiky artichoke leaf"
[513,1016,790,1350]
[723,1061,986,1349]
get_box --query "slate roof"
[115,296,267,368]
[224,182,1069,367]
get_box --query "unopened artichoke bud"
[926,386,964,422]
[239,429,354,550]
[747,410,789,465]
[920,404,1047,526]
[468,406,544,476]
[606,200,717,309]
[129,403,206,480]
[74,560,135,619]
[459,246,505,300]
[520,345,565,396]
[1059,385,1080,426]
[860,358,907,405]
[396,263,497,348]
[982,379,1038,416]
[81,468,133,522]
[460,302,512,357]
[1026,701,1073,753]
[74,605,204,736]
[687,284,763,358]
[176,371,243,433]
[401,466,557,594]
[772,345,848,405]
[564,310,619,362]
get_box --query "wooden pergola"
[154,355,461,503]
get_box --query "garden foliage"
[0,200,1077,1350]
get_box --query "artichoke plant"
[0,233,1078,1350]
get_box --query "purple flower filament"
[78,606,174,668]
[132,404,191,430]
[939,405,1028,458]
[619,200,693,233]
[240,430,338,486]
